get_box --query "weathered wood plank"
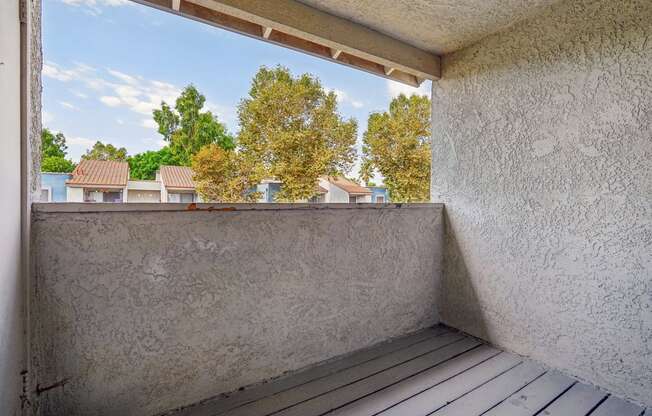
[187,0,441,80]
[538,382,607,415]
[222,331,464,416]
[377,352,522,416]
[431,362,546,416]
[482,371,575,416]
[133,0,441,86]
[275,338,481,416]
[329,345,501,416]
[172,327,448,416]
[589,396,645,416]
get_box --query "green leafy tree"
[42,128,67,159]
[191,144,262,203]
[360,93,431,202]
[82,141,128,162]
[41,128,75,172]
[42,156,75,173]
[128,147,183,180]
[237,66,357,202]
[153,85,234,166]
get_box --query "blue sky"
[42,0,430,179]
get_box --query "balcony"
[2,0,650,414]
[30,203,649,415]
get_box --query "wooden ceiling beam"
[132,0,439,86]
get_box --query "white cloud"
[205,101,237,126]
[94,70,181,116]
[116,118,124,125]
[43,62,97,84]
[45,61,234,130]
[59,101,79,110]
[326,88,364,109]
[141,119,158,129]
[42,111,54,124]
[142,137,167,149]
[67,136,96,148]
[100,96,122,107]
[107,69,139,85]
[51,62,180,116]
[386,79,431,98]
[71,90,88,99]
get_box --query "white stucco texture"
[431,0,652,406]
[31,204,443,416]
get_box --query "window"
[169,192,195,203]
[85,191,104,203]
[309,194,326,203]
[376,195,385,203]
[349,196,357,203]
[103,192,123,203]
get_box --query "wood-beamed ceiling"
[132,0,441,86]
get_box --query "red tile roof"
[66,160,129,187]
[160,165,195,189]
[324,176,372,195]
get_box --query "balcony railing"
[30,203,443,416]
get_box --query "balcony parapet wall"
[31,203,443,416]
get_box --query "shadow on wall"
[437,207,489,340]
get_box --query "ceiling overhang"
[133,0,441,86]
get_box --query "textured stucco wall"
[0,0,41,413]
[29,0,42,202]
[431,0,652,406]
[0,1,25,414]
[31,204,443,416]
[298,0,563,54]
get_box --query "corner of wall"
[22,0,43,414]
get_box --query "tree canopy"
[41,128,75,172]
[153,85,234,166]
[191,144,262,203]
[82,141,128,162]
[237,66,357,202]
[128,147,182,180]
[360,93,431,202]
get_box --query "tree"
[237,66,357,202]
[153,85,234,166]
[42,156,75,173]
[42,128,67,159]
[128,147,182,180]
[191,144,262,203]
[82,141,128,162]
[360,93,431,202]
[41,128,75,172]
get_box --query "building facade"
[40,172,71,202]
[318,176,372,203]
[367,186,390,203]
[56,161,200,203]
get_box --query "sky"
[42,0,431,180]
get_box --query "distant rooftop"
[66,160,129,187]
[324,176,372,195]
[159,165,195,190]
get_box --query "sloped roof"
[315,184,328,194]
[160,165,195,189]
[66,160,129,187]
[324,176,372,195]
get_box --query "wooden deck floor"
[169,326,648,416]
